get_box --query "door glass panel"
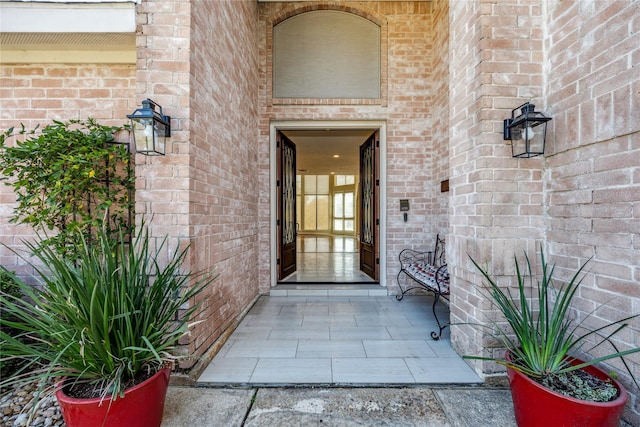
[283,141,296,245]
[361,142,373,245]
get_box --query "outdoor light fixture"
[503,102,551,158]
[127,99,171,156]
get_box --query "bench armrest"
[399,248,434,266]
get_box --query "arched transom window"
[273,10,381,99]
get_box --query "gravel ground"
[0,382,64,427]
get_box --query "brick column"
[448,0,545,377]
[134,0,191,241]
[133,0,196,368]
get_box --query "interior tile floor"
[198,294,482,386]
[280,235,376,283]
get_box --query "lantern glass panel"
[153,121,167,154]
[527,122,546,154]
[510,122,526,157]
[510,120,547,158]
[130,118,165,155]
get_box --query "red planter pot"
[56,367,170,427]
[506,353,628,427]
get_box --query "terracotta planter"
[506,353,628,427]
[56,367,170,427]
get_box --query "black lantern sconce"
[503,103,551,158]
[127,99,171,156]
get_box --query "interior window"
[299,175,330,232]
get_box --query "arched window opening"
[273,10,381,99]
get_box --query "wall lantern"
[127,99,171,156]
[503,103,552,158]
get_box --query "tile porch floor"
[198,291,482,386]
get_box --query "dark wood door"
[277,132,297,280]
[359,131,379,280]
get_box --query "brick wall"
[0,63,135,272]
[449,0,639,422]
[1,0,261,376]
[545,0,640,422]
[257,1,443,293]
[135,0,260,370]
[188,0,261,368]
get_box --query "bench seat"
[396,235,449,340]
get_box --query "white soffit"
[1,32,135,48]
[0,1,137,33]
[0,1,136,63]
[0,33,136,64]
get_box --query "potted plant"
[466,250,639,427]
[0,223,216,427]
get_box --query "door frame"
[270,120,387,288]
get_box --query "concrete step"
[270,284,388,297]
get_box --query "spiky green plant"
[465,250,639,390]
[0,223,216,402]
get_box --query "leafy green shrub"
[0,119,134,256]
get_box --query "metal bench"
[396,234,449,340]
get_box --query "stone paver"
[435,388,517,427]
[245,388,450,427]
[162,388,255,427]
[162,386,517,427]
